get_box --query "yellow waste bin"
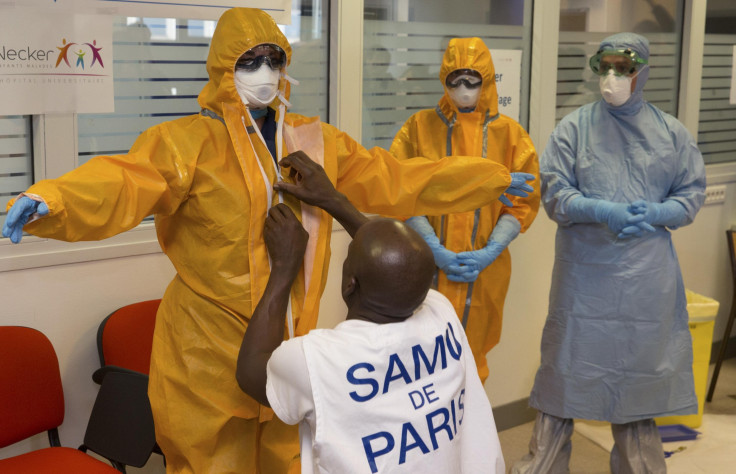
[655,290,719,429]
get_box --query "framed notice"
[0,9,113,114]
[489,49,522,122]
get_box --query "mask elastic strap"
[275,70,298,204]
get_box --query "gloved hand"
[500,172,535,207]
[2,196,49,244]
[457,214,521,273]
[567,196,644,237]
[629,199,688,229]
[405,216,459,273]
[616,201,657,238]
[445,264,480,283]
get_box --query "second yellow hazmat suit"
[12,10,513,474]
[391,37,540,382]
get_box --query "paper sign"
[0,10,113,114]
[489,49,522,122]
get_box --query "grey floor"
[498,357,736,473]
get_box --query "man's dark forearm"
[320,191,369,238]
[236,268,295,406]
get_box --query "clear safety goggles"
[445,69,482,89]
[235,44,286,72]
[589,48,648,77]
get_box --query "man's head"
[439,37,497,115]
[341,219,435,323]
[198,8,292,116]
[590,32,650,107]
[234,43,287,110]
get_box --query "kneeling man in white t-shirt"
[236,151,504,473]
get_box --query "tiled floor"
[498,357,736,473]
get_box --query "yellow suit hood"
[197,8,292,117]
[439,37,498,117]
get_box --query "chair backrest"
[82,369,157,468]
[0,326,65,448]
[97,299,161,374]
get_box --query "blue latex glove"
[567,196,644,237]
[2,196,49,244]
[405,216,459,273]
[629,199,688,229]
[444,264,480,283]
[500,172,535,207]
[456,214,521,274]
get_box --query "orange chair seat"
[0,447,119,473]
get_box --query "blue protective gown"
[529,89,706,423]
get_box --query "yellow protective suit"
[14,12,512,474]
[390,37,540,383]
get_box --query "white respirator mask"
[234,64,280,109]
[599,69,633,107]
[448,85,480,110]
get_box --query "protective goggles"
[589,48,647,77]
[445,69,482,89]
[235,44,286,72]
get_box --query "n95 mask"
[234,64,280,109]
[599,69,632,107]
[448,85,481,110]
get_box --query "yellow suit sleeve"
[389,115,420,161]
[332,126,511,218]
[19,125,192,242]
[501,128,540,233]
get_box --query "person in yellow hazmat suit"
[391,37,540,383]
[2,10,533,474]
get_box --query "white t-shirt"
[266,289,504,473]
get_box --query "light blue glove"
[2,196,49,244]
[629,199,688,229]
[456,214,521,275]
[405,216,459,273]
[566,196,644,237]
[499,172,535,207]
[444,264,480,283]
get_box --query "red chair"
[0,326,119,473]
[97,299,161,374]
[94,299,164,470]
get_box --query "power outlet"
[704,184,727,205]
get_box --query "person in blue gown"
[513,32,705,474]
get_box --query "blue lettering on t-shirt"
[445,323,462,360]
[399,422,430,464]
[360,391,467,471]
[411,334,447,379]
[426,406,454,450]
[362,431,394,473]
[346,322,462,402]
[382,353,412,394]
[347,362,379,402]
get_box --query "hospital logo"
[55,38,105,70]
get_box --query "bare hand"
[264,203,309,276]
[274,151,338,208]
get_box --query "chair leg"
[706,305,736,402]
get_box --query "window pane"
[698,3,736,165]
[362,0,532,151]
[556,0,683,122]
[77,2,329,166]
[0,115,32,232]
